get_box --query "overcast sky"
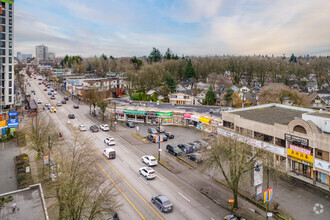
[14,0,330,58]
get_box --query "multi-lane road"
[27,75,229,220]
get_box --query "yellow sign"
[288,149,313,164]
[199,117,211,124]
[0,120,6,127]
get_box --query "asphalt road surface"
[28,76,229,220]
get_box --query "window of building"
[0,33,5,40]
[9,19,12,25]
[9,65,12,71]
[1,2,6,9]
[0,41,5,47]
[315,149,329,161]
[0,49,5,55]
[9,96,12,102]
[9,34,12,40]
[293,125,307,134]
[9,26,12,33]
[1,57,5,63]
[170,95,177,98]
[9,11,12,17]
[1,18,5,25]
[9,57,12,63]
[0,25,5,32]
[0,9,5,16]
[9,88,12,94]
[184,96,190,99]
[223,120,234,129]
[8,42,11,48]
[9,3,12,10]
[275,138,286,148]
[9,49,12,55]
[9,72,12,79]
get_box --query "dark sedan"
[73,104,79,109]
[148,127,158,134]
[68,114,75,119]
[151,195,173,213]
[126,121,135,128]
[164,131,174,139]
[188,153,203,163]
[90,125,99,132]
[61,100,67,104]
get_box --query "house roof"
[179,78,197,87]
[171,89,196,96]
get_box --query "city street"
[29,77,229,219]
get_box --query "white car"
[141,155,158,167]
[104,137,115,146]
[53,91,57,95]
[37,99,43,104]
[78,125,87,131]
[56,102,62,107]
[139,167,156,180]
[100,124,110,131]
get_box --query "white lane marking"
[122,148,128,153]
[178,192,190,202]
[122,162,129,167]
[139,176,148,185]
[157,175,164,182]
[137,159,142,164]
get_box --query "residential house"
[306,81,318,93]
[308,92,327,109]
[169,90,196,105]
[176,78,197,92]
[195,91,206,105]
[239,86,250,94]
[230,85,240,92]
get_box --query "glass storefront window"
[116,113,124,120]
[292,161,311,178]
[127,114,135,120]
[316,171,328,184]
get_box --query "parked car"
[224,214,246,220]
[164,131,174,139]
[139,167,156,180]
[194,140,212,150]
[151,195,173,213]
[37,99,43,104]
[156,126,165,133]
[148,127,158,134]
[188,153,203,163]
[73,104,79,109]
[187,142,201,152]
[61,100,67,104]
[56,102,62,107]
[141,155,158,166]
[104,137,115,146]
[177,144,193,154]
[50,95,55,100]
[166,144,183,156]
[147,134,157,143]
[78,125,87,131]
[68,114,75,119]
[64,96,69,101]
[126,121,135,128]
[90,125,99,132]
[100,124,110,131]
[103,148,116,159]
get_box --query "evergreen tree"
[224,88,234,106]
[101,54,108,60]
[165,75,177,92]
[183,59,195,78]
[148,47,162,63]
[289,53,297,63]
[164,48,172,60]
[203,85,217,105]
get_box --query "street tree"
[53,143,119,219]
[158,84,171,102]
[203,85,217,105]
[98,100,108,121]
[204,136,261,210]
[224,88,234,106]
[85,88,99,115]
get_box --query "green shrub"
[17,174,26,181]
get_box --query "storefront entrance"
[292,160,312,178]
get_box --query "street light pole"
[158,117,162,162]
[266,167,269,220]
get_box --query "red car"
[54,88,58,91]
[44,89,47,91]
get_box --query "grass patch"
[153,155,172,171]
[132,133,149,143]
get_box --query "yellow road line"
[70,128,146,220]
[78,131,164,220]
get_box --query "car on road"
[164,131,174,139]
[178,144,193,154]
[224,214,246,220]
[61,100,67,104]
[126,121,135,128]
[44,103,50,108]
[50,95,56,100]
[100,124,110,131]
[73,104,79,109]
[78,125,87,131]
[103,148,116,159]
[50,107,56,113]
[68,114,75,119]
[64,96,69,101]
[90,125,99,132]
[48,92,52,95]
[54,88,57,91]
[38,82,42,85]
[148,127,158,134]
[156,126,165,133]
[142,155,157,166]
[187,153,203,163]
[50,89,54,92]
[56,102,62,107]
[166,144,183,156]
[139,167,156,180]
[151,195,173,213]
[37,99,43,104]
[44,89,47,91]
[53,91,57,95]
[104,137,116,146]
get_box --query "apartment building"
[0,0,14,109]
[35,44,48,62]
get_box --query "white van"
[103,148,116,159]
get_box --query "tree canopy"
[183,58,195,78]
[148,47,162,63]
[203,85,217,105]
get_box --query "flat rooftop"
[308,112,330,119]
[0,185,47,220]
[231,106,308,125]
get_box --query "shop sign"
[173,114,184,118]
[190,115,199,122]
[314,158,330,173]
[289,144,311,155]
[263,143,286,157]
[146,112,158,116]
[0,120,6,128]
[123,110,146,115]
[157,112,172,117]
[285,134,309,146]
[116,109,124,114]
[288,149,313,165]
[183,113,192,119]
[199,117,211,124]
[8,118,19,128]
[8,111,19,117]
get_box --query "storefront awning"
[183,113,192,119]
[157,112,173,117]
[123,110,146,115]
[199,117,211,124]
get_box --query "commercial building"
[35,44,48,62]
[0,0,14,109]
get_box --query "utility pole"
[158,117,162,162]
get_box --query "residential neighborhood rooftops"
[230,105,309,125]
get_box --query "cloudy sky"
[14,0,330,58]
